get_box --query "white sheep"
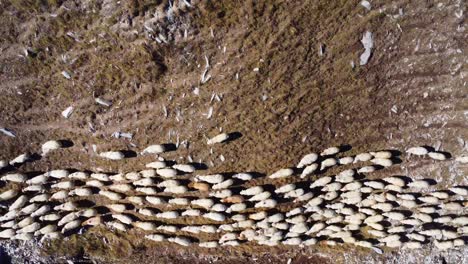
[9,195,28,210]
[53,201,77,211]
[136,187,158,195]
[322,182,342,192]
[440,202,463,211]
[268,168,294,179]
[99,190,123,201]
[13,233,33,241]
[232,173,253,181]
[321,147,340,156]
[255,199,277,208]
[68,172,89,180]
[157,225,179,233]
[209,189,232,198]
[164,185,187,194]
[168,198,189,205]
[51,181,75,189]
[382,176,406,187]
[156,168,178,178]
[23,185,44,192]
[0,160,7,169]
[335,169,356,183]
[191,198,214,209]
[455,155,468,163]
[18,222,41,234]
[408,180,430,189]
[141,144,166,154]
[428,152,447,161]
[357,166,377,173]
[406,147,428,155]
[106,221,127,232]
[300,163,318,178]
[99,151,125,160]
[195,174,224,184]
[146,234,165,242]
[249,191,271,201]
[181,209,201,217]
[109,184,134,193]
[39,213,61,221]
[127,196,144,205]
[203,212,226,222]
[240,186,264,196]
[339,156,354,165]
[0,189,18,201]
[354,152,373,162]
[227,203,246,213]
[212,179,234,189]
[112,214,133,225]
[9,153,30,165]
[452,216,468,225]
[134,178,156,187]
[26,174,48,185]
[48,170,69,179]
[1,173,27,183]
[429,191,449,199]
[61,220,82,233]
[418,196,439,204]
[297,153,319,168]
[173,164,195,173]
[275,184,296,194]
[320,158,337,170]
[371,158,393,167]
[434,240,454,250]
[310,176,332,188]
[134,221,157,231]
[449,186,467,196]
[207,133,230,145]
[31,205,51,217]
[35,224,57,236]
[146,161,167,169]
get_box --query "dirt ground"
[0,0,467,263]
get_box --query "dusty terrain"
[0,0,467,263]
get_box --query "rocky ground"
[0,0,467,263]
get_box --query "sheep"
[90,173,110,181]
[354,153,373,163]
[406,147,428,156]
[13,233,33,241]
[200,225,217,233]
[212,179,234,189]
[125,172,141,181]
[199,241,218,248]
[371,158,393,167]
[240,186,264,196]
[232,173,253,181]
[339,156,354,165]
[400,218,422,226]
[231,214,247,222]
[54,201,77,211]
[69,172,89,180]
[297,153,319,168]
[249,211,267,220]
[51,181,75,190]
[449,186,468,196]
[268,168,294,179]
[452,216,468,226]
[106,204,127,213]
[207,133,229,145]
[99,190,123,201]
[335,169,356,183]
[306,197,324,207]
[341,181,362,191]
[300,163,319,178]
[282,237,302,245]
[134,221,157,231]
[227,203,247,213]
[1,173,27,183]
[191,198,214,209]
[9,195,28,210]
[408,180,430,189]
[358,166,377,173]
[164,185,187,194]
[136,187,158,195]
[323,191,338,201]
[321,147,340,156]
[210,190,236,199]
[1,221,15,229]
[249,191,271,201]
[275,184,295,194]
[16,217,34,228]
[35,224,57,236]
[168,198,189,206]
[364,181,385,190]
[48,170,69,179]
[57,212,79,227]
[434,240,454,250]
[108,184,134,193]
[134,178,156,187]
[364,215,384,224]
[367,229,387,238]
[26,174,49,185]
[221,195,244,204]
[255,199,277,208]
[141,145,166,155]
[173,164,195,173]
[418,196,439,204]
[156,168,178,178]
[388,226,407,234]
[39,213,61,221]
[181,209,201,217]
[440,202,463,211]
[442,230,458,240]
[359,208,377,216]
[322,182,342,192]
[10,153,30,166]
[428,152,447,161]
[0,160,7,169]
[455,155,468,163]
[112,214,133,225]
[20,203,41,216]
[158,180,180,188]
[310,176,332,188]
[31,205,51,217]
[0,189,18,201]
[84,180,104,188]
[383,176,406,186]
[320,158,337,170]
[211,203,227,212]
[138,208,157,217]
[203,212,226,222]
[157,225,179,233]
[61,220,82,233]
[127,196,144,205]
[327,215,345,224]
[140,169,156,178]
[434,216,453,224]
[0,210,18,222]
[195,174,224,184]
[146,161,168,169]
[385,184,403,192]
[284,188,306,199]
[273,222,290,230]
[18,222,41,234]
[290,223,308,234]
[23,185,45,192]
[306,222,326,234]
[286,208,303,217]
[429,191,450,199]
[146,234,165,242]
[106,221,127,232]
[419,229,442,239]
[99,151,125,160]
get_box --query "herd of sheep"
[0,133,467,253]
